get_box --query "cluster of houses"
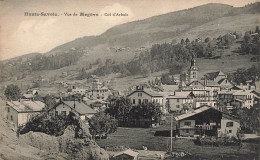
[125,57,259,137]
[5,57,259,138]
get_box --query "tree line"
[84,32,241,78]
[104,96,162,127]
[0,51,83,82]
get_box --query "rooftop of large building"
[6,100,45,113]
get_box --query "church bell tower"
[188,55,198,83]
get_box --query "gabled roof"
[61,101,96,115]
[175,105,212,121]
[204,70,226,81]
[167,91,195,99]
[127,89,163,97]
[175,105,239,122]
[186,80,204,87]
[7,101,45,113]
[113,149,139,158]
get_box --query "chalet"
[113,149,139,160]
[49,100,96,120]
[126,86,163,106]
[6,100,46,127]
[166,91,195,112]
[175,105,240,137]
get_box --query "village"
[1,1,260,159]
[3,55,259,159]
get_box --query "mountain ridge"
[46,2,259,56]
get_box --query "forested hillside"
[79,28,259,81]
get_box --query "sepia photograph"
[0,0,259,159]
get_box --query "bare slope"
[47,3,259,55]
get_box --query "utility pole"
[170,113,173,152]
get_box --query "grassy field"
[97,127,259,160]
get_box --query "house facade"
[175,105,240,137]
[6,100,46,128]
[182,81,210,102]
[166,91,195,112]
[86,76,112,100]
[50,100,96,120]
[219,90,258,109]
[127,86,164,106]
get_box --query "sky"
[0,0,257,60]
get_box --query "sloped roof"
[206,80,220,86]
[167,91,195,99]
[127,88,163,97]
[186,80,204,87]
[113,149,139,158]
[204,71,226,81]
[175,105,212,121]
[218,90,237,95]
[204,71,220,80]
[62,101,96,115]
[175,105,239,122]
[7,101,45,113]
[233,90,254,96]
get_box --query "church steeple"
[188,55,198,83]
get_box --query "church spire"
[188,54,198,83]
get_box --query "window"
[55,111,58,116]
[138,99,141,104]
[144,99,148,104]
[7,107,10,112]
[226,122,233,127]
[176,105,180,108]
[185,129,189,133]
[10,115,13,121]
[184,122,191,126]
[133,99,135,104]
[138,93,142,97]
[229,130,232,133]
[177,99,179,103]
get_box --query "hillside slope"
[0,99,109,160]
[47,3,259,55]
